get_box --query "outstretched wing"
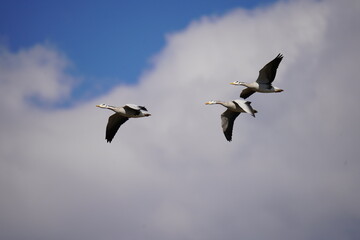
[221,110,240,142]
[240,88,256,99]
[106,113,129,143]
[256,54,283,85]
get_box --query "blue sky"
[1,0,275,100]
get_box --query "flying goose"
[230,54,284,99]
[205,99,257,142]
[96,103,151,143]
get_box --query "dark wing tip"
[106,133,115,143]
[273,54,283,65]
[139,106,148,111]
[223,129,232,141]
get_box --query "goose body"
[96,103,151,143]
[231,54,284,99]
[205,99,256,142]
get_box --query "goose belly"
[230,104,246,113]
[123,110,148,118]
[257,88,276,93]
[256,84,275,93]
[116,109,138,118]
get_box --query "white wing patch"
[232,99,255,116]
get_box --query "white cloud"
[1,0,360,239]
[0,44,75,110]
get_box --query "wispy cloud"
[1,0,360,239]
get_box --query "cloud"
[1,0,360,239]
[0,44,75,110]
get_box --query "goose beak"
[230,81,241,85]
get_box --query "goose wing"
[256,54,283,85]
[240,88,256,99]
[138,106,148,111]
[124,104,148,114]
[221,109,240,142]
[233,99,256,117]
[106,113,129,143]
[124,104,142,115]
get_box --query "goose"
[230,54,284,99]
[205,99,257,142]
[96,103,151,143]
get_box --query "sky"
[0,0,275,101]
[1,0,360,239]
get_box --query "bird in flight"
[96,103,151,143]
[205,99,257,142]
[230,54,284,99]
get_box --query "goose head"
[205,100,218,105]
[96,103,109,109]
[230,81,247,87]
